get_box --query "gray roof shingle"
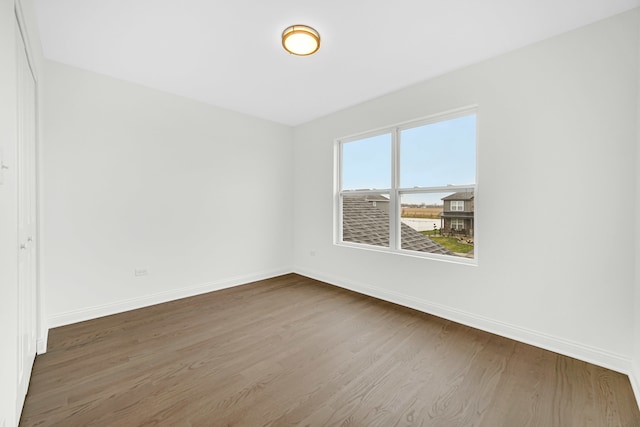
[442,192,474,201]
[342,196,453,255]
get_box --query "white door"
[15,17,37,419]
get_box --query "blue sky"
[341,114,476,204]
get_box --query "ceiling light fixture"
[282,25,320,56]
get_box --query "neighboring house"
[361,194,390,214]
[440,192,474,237]
[342,195,452,255]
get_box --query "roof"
[364,195,390,202]
[342,196,452,255]
[441,212,474,218]
[442,192,474,201]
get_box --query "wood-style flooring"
[21,274,640,426]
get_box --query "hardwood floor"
[21,274,640,426]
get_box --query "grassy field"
[401,207,442,219]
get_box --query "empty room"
[2,0,640,425]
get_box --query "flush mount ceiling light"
[282,25,320,56]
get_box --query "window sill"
[335,241,478,266]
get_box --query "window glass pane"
[400,114,476,188]
[341,133,391,191]
[400,191,474,258]
[451,201,464,211]
[342,193,390,248]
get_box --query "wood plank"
[20,274,640,426]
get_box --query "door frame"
[14,0,45,356]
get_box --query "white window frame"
[334,106,478,264]
[450,201,464,211]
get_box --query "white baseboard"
[47,267,293,329]
[294,267,634,376]
[36,334,48,355]
[631,361,640,411]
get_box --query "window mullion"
[390,127,400,250]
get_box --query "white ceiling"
[34,0,639,126]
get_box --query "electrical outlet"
[134,268,148,277]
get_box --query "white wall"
[293,9,639,373]
[42,61,294,326]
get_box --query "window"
[336,107,477,261]
[450,201,464,211]
[451,218,465,230]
